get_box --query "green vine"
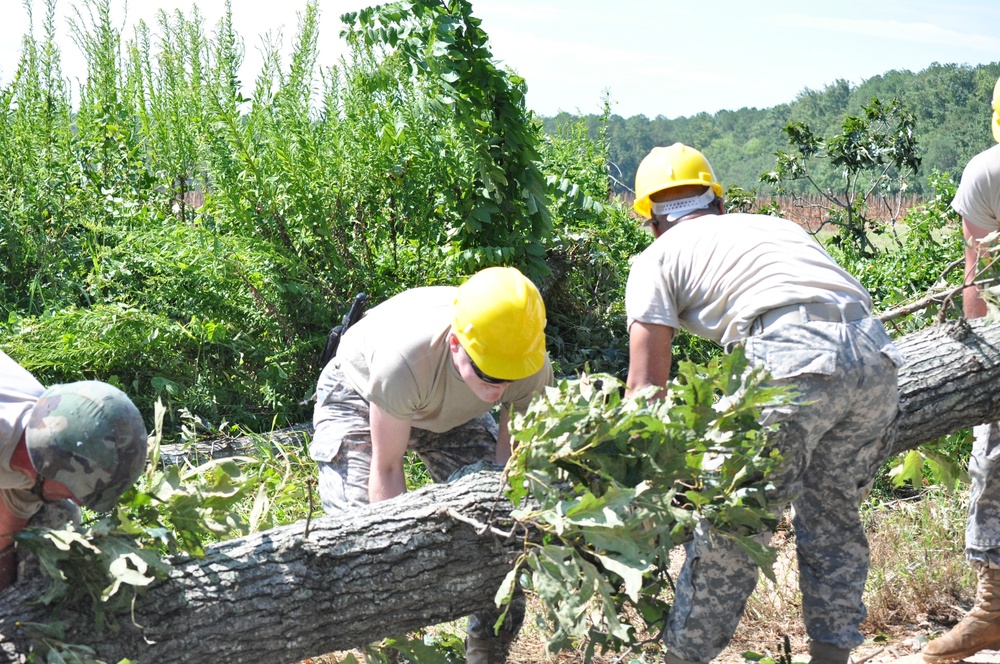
[342,0,552,279]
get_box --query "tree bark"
[0,470,520,664]
[890,317,1000,455]
[1,317,999,663]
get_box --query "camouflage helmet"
[25,381,148,512]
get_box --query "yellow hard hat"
[633,143,723,219]
[453,267,546,381]
[992,74,1000,143]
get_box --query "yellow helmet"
[633,143,723,219]
[453,267,546,381]
[992,74,1000,143]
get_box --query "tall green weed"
[0,0,572,434]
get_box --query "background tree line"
[545,61,1000,197]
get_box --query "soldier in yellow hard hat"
[922,72,1000,664]
[626,143,904,664]
[311,266,553,664]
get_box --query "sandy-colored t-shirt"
[0,351,46,519]
[328,286,553,433]
[625,213,872,346]
[952,143,1000,231]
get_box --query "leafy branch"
[502,349,791,659]
[342,0,552,279]
[762,97,921,258]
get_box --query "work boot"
[465,595,523,664]
[810,641,852,664]
[924,566,1000,663]
[465,634,514,664]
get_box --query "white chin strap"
[650,188,717,221]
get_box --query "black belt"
[750,301,869,336]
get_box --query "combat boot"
[924,566,1000,663]
[465,634,514,664]
[810,641,851,664]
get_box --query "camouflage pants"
[666,317,903,662]
[967,422,1000,568]
[311,366,525,639]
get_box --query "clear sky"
[2,0,999,119]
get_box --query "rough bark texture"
[0,471,519,663]
[2,317,1000,662]
[890,317,1000,455]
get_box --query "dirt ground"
[309,605,975,664]
[311,511,980,664]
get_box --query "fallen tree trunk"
[890,317,1000,455]
[0,470,520,663]
[2,317,999,662]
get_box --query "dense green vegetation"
[546,61,1000,197]
[2,0,990,441]
[0,0,639,436]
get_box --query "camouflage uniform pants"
[966,422,1000,568]
[666,317,903,662]
[311,366,525,639]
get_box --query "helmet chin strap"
[650,188,717,221]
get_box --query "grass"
[863,490,975,633]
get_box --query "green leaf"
[888,449,925,488]
[594,553,644,602]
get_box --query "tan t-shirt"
[331,286,553,433]
[625,213,872,346]
[952,143,1000,231]
[0,351,46,519]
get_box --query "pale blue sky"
[2,0,999,119]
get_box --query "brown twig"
[936,250,1000,324]
[877,286,957,323]
[444,507,517,538]
[303,478,316,540]
[852,647,885,664]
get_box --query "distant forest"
[542,62,1000,197]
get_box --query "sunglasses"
[468,355,510,385]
